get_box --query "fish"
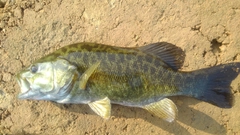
[16,42,240,122]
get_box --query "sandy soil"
[0,0,240,134]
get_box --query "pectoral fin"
[79,61,101,90]
[143,98,178,122]
[88,97,111,119]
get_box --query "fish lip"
[16,74,31,97]
[18,91,30,99]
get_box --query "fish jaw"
[16,71,32,99]
[16,74,54,100]
[16,75,30,97]
[16,72,40,99]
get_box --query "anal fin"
[88,97,111,119]
[142,98,178,122]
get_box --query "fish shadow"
[53,96,226,134]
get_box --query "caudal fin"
[182,63,240,108]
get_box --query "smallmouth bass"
[16,42,240,122]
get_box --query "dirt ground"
[0,0,240,134]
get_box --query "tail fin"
[181,63,240,108]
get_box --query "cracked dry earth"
[0,0,240,135]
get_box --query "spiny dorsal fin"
[142,98,178,122]
[79,61,101,90]
[138,42,185,70]
[88,97,111,119]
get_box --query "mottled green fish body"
[17,42,240,122]
[39,43,183,105]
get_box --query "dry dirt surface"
[0,0,240,134]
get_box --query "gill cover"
[17,58,77,100]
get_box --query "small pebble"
[0,89,4,96]
[2,73,11,82]
[0,0,6,8]
[0,21,6,29]
[35,2,43,12]
[14,7,23,19]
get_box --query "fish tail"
[181,63,240,108]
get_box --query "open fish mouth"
[16,75,31,98]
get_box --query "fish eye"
[30,65,38,73]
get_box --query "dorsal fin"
[138,42,185,70]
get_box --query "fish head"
[16,58,77,101]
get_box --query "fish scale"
[39,43,182,104]
[17,42,240,122]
